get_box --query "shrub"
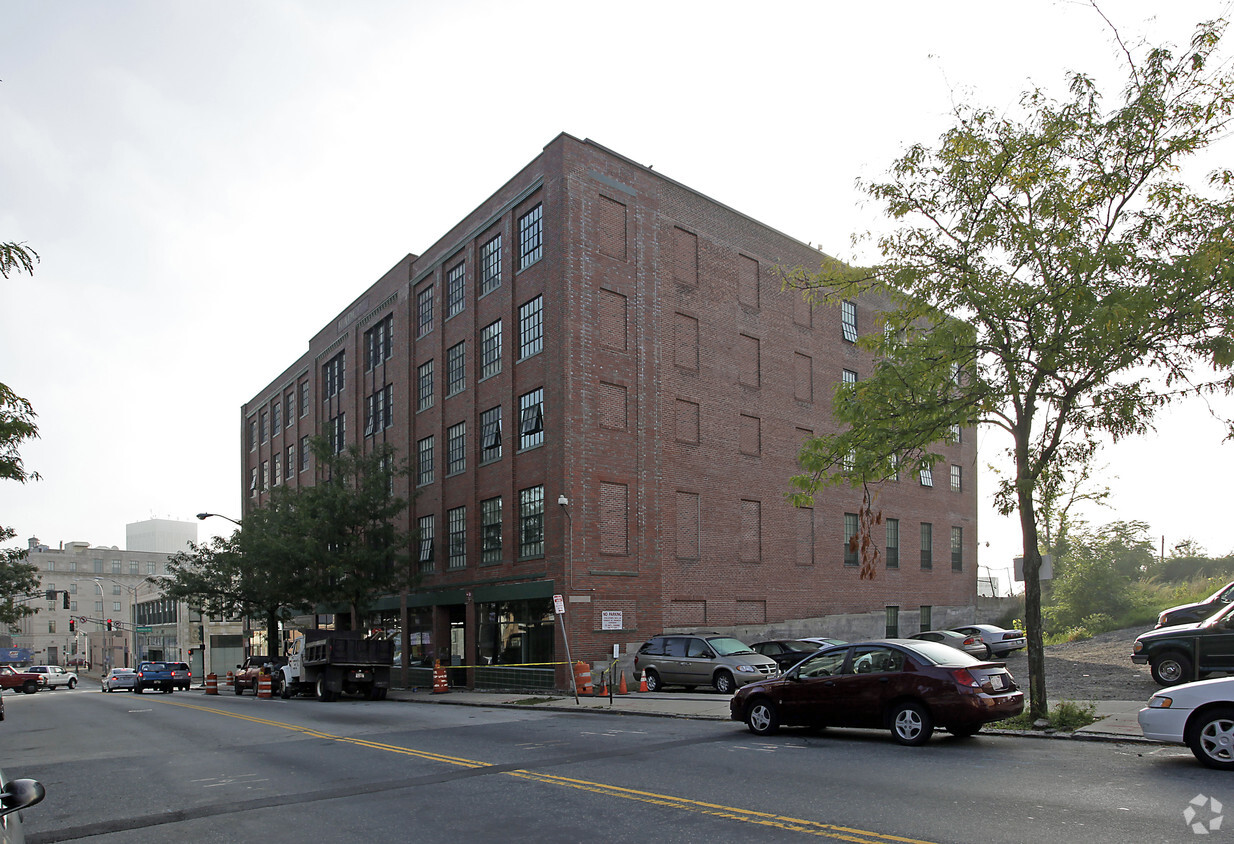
[994,699,1097,731]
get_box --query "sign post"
[553,594,578,704]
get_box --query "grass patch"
[993,699,1097,732]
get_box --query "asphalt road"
[3,683,1230,843]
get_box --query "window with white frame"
[286,444,295,480]
[299,380,309,416]
[417,436,434,486]
[260,410,268,443]
[364,385,393,437]
[365,314,393,371]
[447,421,466,475]
[480,406,502,463]
[417,360,434,411]
[418,515,434,572]
[886,518,900,568]
[951,464,961,492]
[323,351,346,400]
[519,388,544,450]
[285,388,295,421]
[446,342,466,396]
[481,497,502,564]
[249,467,258,496]
[518,204,543,270]
[300,435,310,471]
[843,513,859,566]
[248,418,256,452]
[273,454,282,485]
[951,526,963,571]
[920,522,933,569]
[519,485,544,558]
[920,465,934,487]
[272,401,281,435]
[518,296,543,359]
[479,233,502,296]
[417,284,434,337]
[841,300,858,342]
[327,413,345,454]
[480,320,502,379]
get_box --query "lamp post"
[197,511,249,658]
[101,576,171,665]
[196,512,242,527]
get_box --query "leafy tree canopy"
[0,526,41,631]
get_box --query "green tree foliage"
[0,242,38,280]
[782,18,1234,717]
[1045,521,1154,629]
[0,526,40,631]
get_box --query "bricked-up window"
[285,444,295,480]
[598,382,627,430]
[676,398,700,444]
[479,234,502,296]
[518,203,543,270]
[951,526,963,571]
[260,410,268,443]
[272,454,282,486]
[886,518,900,568]
[299,380,309,416]
[738,334,760,387]
[920,465,934,487]
[794,353,813,402]
[364,385,393,437]
[365,314,393,371]
[323,351,346,400]
[417,435,434,486]
[480,320,502,379]
[841,300,858,342]
[285,388,295,423]
[480,406,502,463]
[300,435,310,472]
[446,421,466,475]
[326,413,346,454]
[674,313,699,370]
[247,418,256,452]
[844,512,859,566]
[676,491,700,559]
[598,288,627,350]
[445,261,466,319]
[519,485,545,558]
[597,195,627,260]
[447,506,466,569]
[886,606,900,638]
[519,388,544,449]
[249,467,257,496]
[518,296,543,359]
[272,401,282,436]
[951,464,962,492]
[740,499,761,563]
[920,522,933,569]
[599,482,629,554]
[672,227,698,286]
[417,285,434,337]
[739,414,760,456]
[481,497,502,564]
[920,605,932,632]
[417,360,433,411]
[446,341,466,396]
[738,254,759,309]
[418,515,435,572]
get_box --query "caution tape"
[432,661,571,669]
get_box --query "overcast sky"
[2,1,1232,590]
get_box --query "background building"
[242,134,979,689]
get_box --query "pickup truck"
[278,632,393,701]
[27,665,78,690]
[132,661,177,694]
[1134,601,1234,685]
[233,655,286,695]
[0,666,45,695]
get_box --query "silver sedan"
[101,668,137,692]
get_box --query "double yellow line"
[164,699,935,843]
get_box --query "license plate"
[354,672,367,679]
[989,675,1005,690]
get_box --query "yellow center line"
[160,698,938,843]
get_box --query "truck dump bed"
[301,633,395,667]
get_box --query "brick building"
[241,133,978,690]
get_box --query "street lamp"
[196,512,242,527]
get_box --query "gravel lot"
[995,627,1161,701]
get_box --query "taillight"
[963,637,978,646]
[950,668,980,688]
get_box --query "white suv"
[28,665,78,690]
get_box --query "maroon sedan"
[730,639,1024,745]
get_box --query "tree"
[782,16,1234,718]
[0,241,38,280]
[0,526,40,631]
[1045,520,1154,629]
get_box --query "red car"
[730,639,1024,745]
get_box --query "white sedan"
[1139,677,1234,769]
[27,665,78,690]
[950,624,1027,658]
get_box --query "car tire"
[643,670,662,693]
[948,724,981,738]
[1189,707,1234,770]
[67,679,77,690]
[23,681,38,695]
[713,671,736,695]
[1151,651,1193,686]
[745,699,780,736]
[982,644,992,660]
[134,685,143,694]
[890,701,934,746]
[235,681,244,695]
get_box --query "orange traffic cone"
[598,676,608,696]
[617,671,628,695]
[638,670,648,693]
[432,660,449,694]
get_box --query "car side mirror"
[0,778,46,818]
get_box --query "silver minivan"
[633,632,778,693]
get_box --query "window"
[951,526,963,571]
[272,401,282,436]
[417,285,434,336]
[920,605,932,632]
[49,620,55,634]
[418,515,435,572]
[247,419,256,452]
[285,388,295,422]
[842,369,857,385]
[843,513,859,566]
[113,602,122,614]
[920,523,933,569]
[260,410,268,443]
[286,445,295,480]
[885,606,899,638]
[95,601,103,614]
[518,296,543,359]
[445,262,466,319]
[886,519,900,568]
[249,467,258,496]
[951,464,962,492]
[327,413,345,454]
[951,424,962,443]
[479,234,502,296]
[364,385,393,436]
[300,435,310,471]
[519,388,544,449]
[446,342,466,396]
[147,561,156,575]
[299,380,309,416]
[129,560,139,575]
[272,454,282,485]
[480,320,502,379]
[417,360,434,412]
[112,583,121,595]
[518,203,543,270]
[920,465,934,487]
[323,351,346,400]
[261,460,270,490]
[889,453,899,481]
[447,422,466,475]
[365,314,394,370]
[417,436,434,486]
[480,406,502,463]
[481,497,502,564]
[519,485,544,558]
[112,560,121,575]
[841,300,858,342]
[448,506,466,569]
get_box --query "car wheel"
[1189,707,1234,770]
[134,685,143,694]
[745,699,780,736]
[234,681,243,695]
[713,671,735,695]
[67,679,77,690]
[890,701,934,746]
[643,670,662,693]
[1151,651,1193,686]
[982,644,992,660]
[23,681,38,695]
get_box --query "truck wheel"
[134,685,143,694]
[280,681,292,700]
[234,681,243,695]
[23,681,38,695]
[1151,652,1193,686]
[316,675,335,702]
[67,679,77,690]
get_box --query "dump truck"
[277,632,394,701]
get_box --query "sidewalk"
[382,685,1151,742]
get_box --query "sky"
[2,0,1233,593]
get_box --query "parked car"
[26,666,77,690]
[1155,581,1234,628]
[633,633,778,693]
[169,662,191,691]
[0,667,44,695]
[750,640,827,670]
[1133,602,1234,686]
[949,624,1027,657]
[730,639,1024,745]
[1139,676,1234,769]
[0,766,45,843]
[233,656,285,695]
[101,668,136,693]
[798,637,847,649]
[910,630,989,658]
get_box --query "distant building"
[241,134,979,690]
[126,518,198,555]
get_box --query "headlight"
[1133,641,1143,654]
[1148,696,1173,709]
[734,665,758,673]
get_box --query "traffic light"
[63,592,70,609]
[45,589,55,601]
[106,619,113,631]
[69,619,75,633]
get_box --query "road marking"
[158,698,939,843]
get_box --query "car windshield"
[1202,602,1234,628]
[785,640,821,651]
[706,637,755,656]
[904,641,983,666]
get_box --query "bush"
[994,699,1097,731]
